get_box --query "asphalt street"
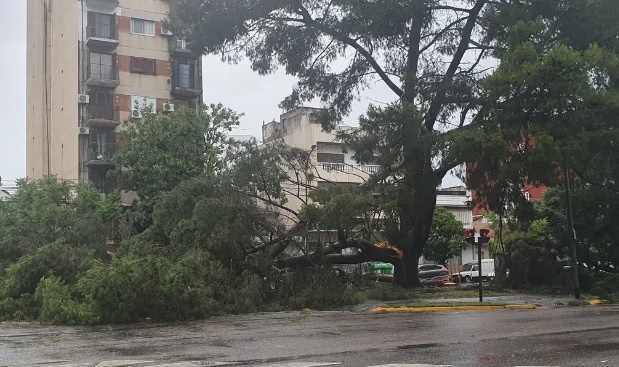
[1,301,618,367]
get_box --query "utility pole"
[563,164,581,299]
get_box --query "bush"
[76,251,265,324]
[0,241,95,299]
[592,273,619,302]
[35,277,99,325]
[262,265,365,310]
[504,237,563,288]
[0,294,37,321]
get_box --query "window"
[88,12,115,38]
[89,52,114,79]
[130,57,156,75]
[175,38,187,50]
[317,153,345,163]
[88,92,115,120]
[89,129,116,160]
[175,58,196,88]
[131,18,155,36]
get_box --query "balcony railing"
[87,62,119,88]
[87,142,116,164]
[321,162,381,174]
[86,23,118,49]
[87,106,120,127]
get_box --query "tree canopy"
[168,0,619,286]
[423,207,467,266]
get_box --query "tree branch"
[294,5,404,97]
[423,0,488,130]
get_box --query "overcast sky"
[0,2,461,187]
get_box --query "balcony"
[169,38,196,58]
[87,63,119,88]
[171,68,202,97]
[321,162,381,174]
[86,24,118,49]
[86,142,116,166]
[87,106,120,128]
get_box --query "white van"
[456,259,495,283]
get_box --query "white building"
[262,107,379,229]
[261,107,477,266]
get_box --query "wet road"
[1,304,619,367]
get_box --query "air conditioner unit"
[78,127,90,135]
[78,94,90,104]
[163,100,174,112]
[132,108,142,119]
[161,27,173,36]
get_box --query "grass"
[363,283,521,301]
[415,288,520,299]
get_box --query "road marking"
[252,363,342,367]
[1,361,69,367]
[366,365,454,367]
[97,361,154,367]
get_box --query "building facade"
[262,108,475,264]
[262,107,380,230]
[27,0,203,194]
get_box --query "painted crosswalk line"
[251,363,342,367]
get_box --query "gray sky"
[0,2,461,187]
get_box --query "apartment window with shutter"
[131,18,155,36]
[130,57,156,75]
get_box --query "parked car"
[455,259,495,283]
[418,264,449,279]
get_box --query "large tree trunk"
[397,138,439,287]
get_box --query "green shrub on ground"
[364,282,417,301]
[75,250,265,324]
[0,241,94,299]
[262,265,365,310]
[591,274,619,302]
[0,294,37,321]
[35,276,99,325]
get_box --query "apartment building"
[26,0,203,195]
[262,107,380,228]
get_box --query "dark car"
[418,264,449,279]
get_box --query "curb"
[371,304,536,313]
[589,299,609,305]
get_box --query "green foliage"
[123,178,268,266]
[35,277,99,325]
[76,251,263,324]
[502,217,563,288]
[0,241,94,299]
[262,265,365,310]
[592,274,619,302]
[423,207,467,266]
[301,184,382,241]
[0,178,118,272]
[112,104,241,204]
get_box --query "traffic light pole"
[478,240,483,302]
